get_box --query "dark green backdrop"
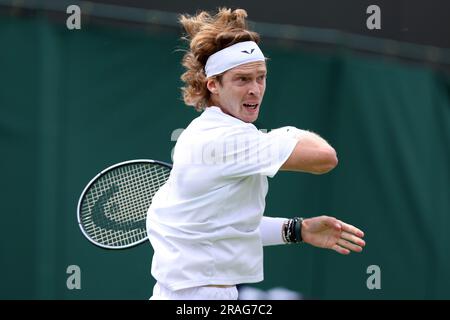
[1,15,449,299]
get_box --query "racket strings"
[80,162,171,247]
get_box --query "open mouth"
[243,103,258,110]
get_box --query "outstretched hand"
[301,216,365,255]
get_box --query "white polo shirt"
[146,106,298,291]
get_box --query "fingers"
[331,244,350,255]
[337,238,364,253]
[337,220,365,238]
[318,217,366,255]
[332,229,366,255]
[341,231,366,248]
[322,217,365,238]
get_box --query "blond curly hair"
[179,8,260,111]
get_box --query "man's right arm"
[280,130,338,174]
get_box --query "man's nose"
[248,80,260,96]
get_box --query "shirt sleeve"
[215,127,299,179]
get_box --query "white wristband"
[259,217,289,246]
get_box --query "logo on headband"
[241,48,255,54]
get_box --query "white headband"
[204,41,265,78]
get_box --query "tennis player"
[146,8,365,300]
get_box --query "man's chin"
[241,111,259,123]
[232,109,259,123]
[241,115,258,123]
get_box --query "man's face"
[208,61,267,123]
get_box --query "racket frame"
[77,159,172,249]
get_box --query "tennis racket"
[77,159,172,249]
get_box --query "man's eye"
[239,77,247,81]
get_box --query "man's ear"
[206,78,218,95]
